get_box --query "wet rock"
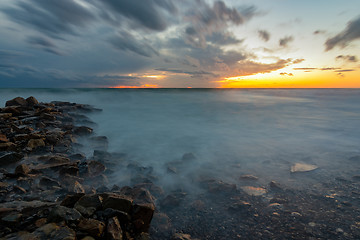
[0,134,9,143]
[290,163,318,173]
[15,164,31,175]
[48,205,82,223]
[41,155,70,165]
[59,166,79,177]
[97,208,131,223]
[119,186,155,205]
[172,233,198,240]
[6,97,27,107]
[89,136,108,151]
[107,216,123,240]
[241,186,267,196]
[87,161,106,177]
[132,203,155,232]
[0,112,13,119]
[0,152,23,166]
[78,218,105,238]
[0,142,17,151]
[67,180,85,194]
[32,223,76,240]
[160,193,186,209]
[74,195,103,217]
[39,176,60,189]
[102,194,133,214]
[13,185,27,194]
[269,181,282,190]
[26,96,39,106]
[27,139,45,150]
[228,201,252,212]
[1,212,22,223]
[151,213,172,233]
[239,174,258,181]
[61,193,86,208]
[291,212,302,217]
[201,179,236,194]
[74,126,93,136]
[81,237,96,240]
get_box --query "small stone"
[290,163,318,173]
[241,186,267,196]
[78,218,105,238]
[172,233,198,240]
[308,222,316,227]
[15,164,31,175]
[81,237,96,240]
[239,174,258,181]
[35,218,47,227]
[291,212,302,217]
[336,228,344,233]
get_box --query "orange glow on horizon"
[110,84,159,88]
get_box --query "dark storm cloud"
[184,1,256,47]
[2,0,95,37]
[325,16,360,51]
[258,30,270,42]
[279,36,294,47]
[109,31,159,57]
[155,68,217,77]
[336,55,358,62]
[26,36,63,55]
[99,0,177,31]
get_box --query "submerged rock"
[241,186,267,196]
[290,163,318,173]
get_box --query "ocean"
[0,89,360,238]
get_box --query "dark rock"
[48,205,82,223]
[172,233,198,240]
[6,97,27,107]
[228,201,252,212]
[32,223,76,240]
[27,139,45,150]
[96,208,131,223]
[0,134,9,143]
[74,195,103,217]
[61,193,86,208]
[0,152,24,166]
[69,153,86,161]
[89,136,108,151]
[74,126,93,136]
[239,174,258,181]
[17,177,33,191]
[39,176,60,189]
[78,218,105,238]
[160,193,187,209]
[0,112,13,119]
[15,164,31,175]
[13,185,27,194]
[59,166,79,177]
[107,216,123,240]
[87,161,106,177]
[0,142,17,151]
[269,181,282,190]
[132,203,155,232]
[1,212,22,223]
[102,194,133,214]
[67,180,85,194]
[26,96,39,106]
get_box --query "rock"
[59,166,79,177]
[290,163,318,173]
[201,179,236,194]
[107,216,123,240]
[0,142,17,151]
[172,233,198,240]
[26,96,39,106]
[74,126,93,136]
[269,181,282,190]
[239,174,258,181]
[46,156,70,165]
[81,237,96,240]
[61,193,85,208]
[15,164,31,175]
[119,186,155,205]
[291,212,302,217]
[0,152,24,166]
[78,218,105,238]
[1,212,22,223]
[6,97,27,107]
[89,136,108,150]
[308,222,316,227]
[96,208,131,223]
[102,194,133,214]
[13,185,27,194]
[39,176,60,189]
[0,113,13,119]
[160,193,186,209]
[67,180,85,194]
[87,161,106,177]
[27,139,45,150]
[241,186,267,196]
[0,134,9,143]
[228,201,252,212]
[132,203,155,232]
[74,195,103,217]
[48,205,82,223]
[33,223,76,240]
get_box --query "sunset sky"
[0,0,359,88]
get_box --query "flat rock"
[290,163,318,173]
[241,186,267,196]
[102,194,133,214]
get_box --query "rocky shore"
[0,97,155,240]
[1,96,360,240]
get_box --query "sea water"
[1,89,360,192]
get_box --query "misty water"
[1,89,360,192]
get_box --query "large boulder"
[5,97,27,107]
[26,96,39,106]
[74,195,103,217]
[102,194,133,214]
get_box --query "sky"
[0,0,359,88]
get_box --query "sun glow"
[110,84,159,88]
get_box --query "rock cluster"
[0,97,155,240]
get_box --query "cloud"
[155,68,217,77]
[292,58,305,64]
[320,67,340,71]
[313,30,326,35]
[258,30,270,42]
[293,68,316,71]
[2,0,95,38]
[26,36,63,55]
[335,69,355,72]
[279,36,294,47]
[99,0,177,31]
[280,72,293,76]
[325,16,360,51]
[109,31,159,57]
[234,59,293,76]
[206,32,243,45]
[336,55,358,62]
